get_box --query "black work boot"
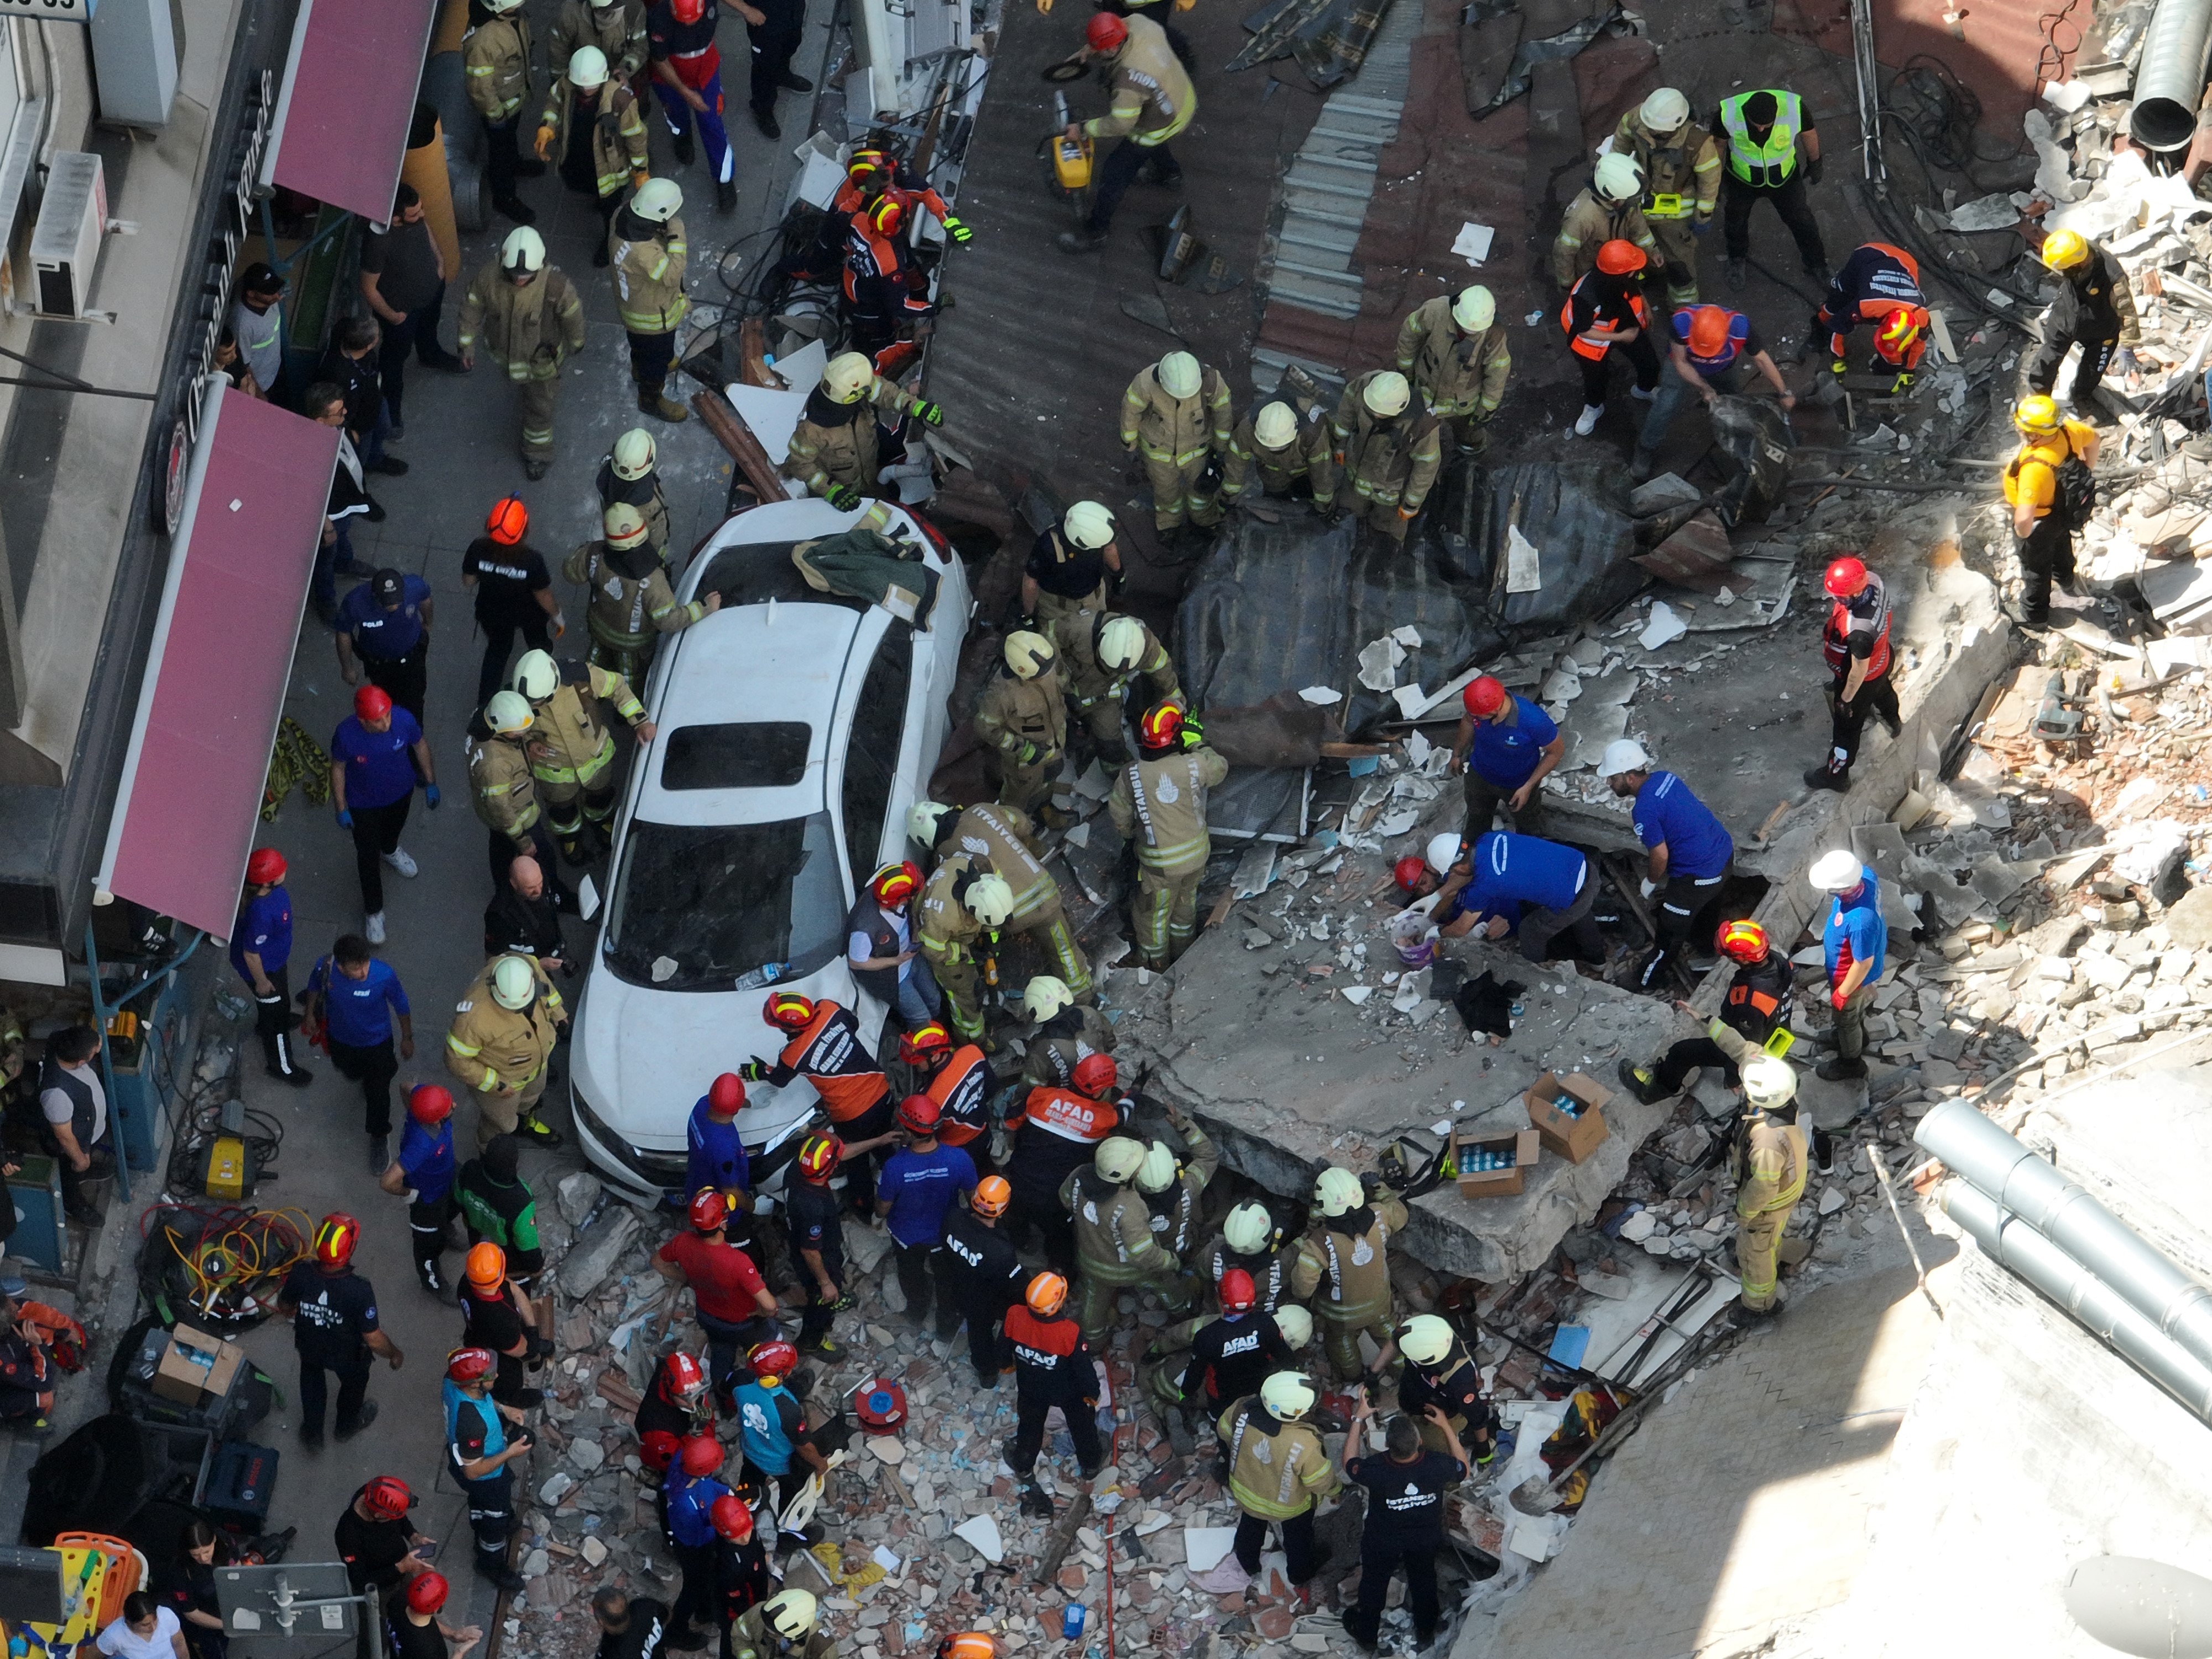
[1615,1057,1663,1104]
[1057,225,1108,255]
[1803,762,1850,792]
[1817,1053,1868,1082]
[671,129,696,166]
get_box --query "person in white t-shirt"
[97,1595,189,1659]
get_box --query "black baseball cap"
[372,568,406,604]
[239,261,286,295]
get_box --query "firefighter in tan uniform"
[607,177,688,422]
[1062,1135,1191,1343]
[917,857,1016,1047]
[1394,285,1512,456]
[1292,1166,1407,1381]
[511,649,652,863]
[1136,1100,1218,1260]
[910,802,1091,996]
[1017,976,1116,1089]
[457,227,587,479]
[599,429,671,564]
[466,691,568,899]
[1551,151,1663,289]
[1218,1373,1340,1588]
[463,0,538,225]
[1616,87,1721,307]
[1108,703,1226,971]
[974,632,1067,819]
[1731,1056,1808,1317]
[1022,502,1121,644]
[1058,613,1181,764]
[562,503,719,681]
[549,0,648,86]
[1331,371,1442,544]
[782,352,943,508]
[445,953,567,1150]
[1120,351,1233,538]
[534,47,648,251]
[1220,400,1337,508]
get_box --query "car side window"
[841,622,914,890]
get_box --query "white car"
[567,498,972,1205]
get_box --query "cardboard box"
[152,1323,244,1407]
[1524,1071,1612,1164]
[1453,1128,1541,1198]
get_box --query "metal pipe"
[2129,0,2212,151]
[1916,1100,2212,1376]
[1942,1183,2212,1420]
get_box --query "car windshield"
[602,813,846,992]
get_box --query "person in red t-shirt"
[654,1191,780,1409]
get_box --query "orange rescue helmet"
[972,1175,1011,1218]
[1686,305,1734,358]
[465,1242,507,1292]
[1025,1271,1068,1317]
[486,496,529,545]
[1594,239,1646,276]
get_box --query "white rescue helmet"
[1157,351,1202,400]
[491,955,538,1010]
[907,800,954,847]
[1593,150,1643,203]
[484,690,534,734]
[631,177,683,223]
[512,649,560,701]
[1741,1055,1799,1113]
[1260,1371,1316,1419]
[1137,1140,1180,1195]
[966,873,1015,927]
[1452,284,1496,333]
[1095,1136,1146,1183]
[1275,1305,1313,1348]
[1595,738,1651,779]
[500,226,546,273]
[1021,975,1074,1022]
[1097,615,1147,671]
[1223,1201,1275,1255]
[612,428,657,479]
[1809,850,1864,893]
[1065,500,1116,550]
[823,351,875,404]
[1253,401,1298,449]
[1361,371,1411,418]
[603,502,650,550]
[763,1590,818,1641]
[1640,86,1691,133]
[1004,631,1055,680]
[567,45,609,88]
[1315,1166,1364,1218]
[1426,832,1464,877]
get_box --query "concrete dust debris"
[1638,602,1687,650]
[1298,685,1343,705]
[1505,525,1543,594]
[1358,635,1406,691]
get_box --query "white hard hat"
[485,690,534,734]
[500,226,546,272]
[491,955,538,1010]
[763,1591,817,1642]
[512,649,560,701]
[612,427,657,480]
[1641,87,1691,132]
[1097,615,1146,671]
[1396,1313,1454,1367]
[1021,975,1073,1022]
[1136,1140,1179,1195]
[482,0,522,12]
[567,45,608,88]
[1810,850,1864,893]
[1594,150,1644,203]
[603,502,650,550]
[1452,285,1496,333]
[1004,631,1055,680]
[1158,351,1202,400]
[1253,401,1297,449]
[966,873,1015,926]
[1595,738,1651,779]
[1315,1166,1364,1218]
[1361,371,1411,418]
[631,176,683,223]
[907,800,954,847]
[1065,500,1116,550]
[1260,1371,1316,1420]
[1223,1201,1274,1255]
[1274,1305,1313,1349]
[823,351,875,404]
[1095,1136,1147,1183]
[1426,832,1464,877]
[1741,1055,1799,1112]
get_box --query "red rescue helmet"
[1462,675,1506,717]
[671,0,706,21]
[867,197,906,238]
[1219,1267,1257,1314]
[1138,702,1183,753]
[765,992,816,1031]
[1072,1053,1118,1096]
[1594,239,1647,276]
[354,685,393,722]
[486,496,529,546]
[1086,11,1128,50]
[1875,305,1928,364]
[748,1339,800,1380]
[446,1347,496,1385]
[688,1190,731,1233]
[1823,556,1868,598]
[1686,305,1734,358]
[362,1476,414,1521]
[408,1084,453,1125]
[796,1131,842,1182]
[711,1494,755,1544]
[660,1351,709,1405]
[897,1093,941,1135]
[1716,918,1770,964]
[899,1022,953,1066]
[406,1573,450,1615]
[707,1073,746,1115]
[246,848,288,886]
[972,1175,1011,1218]
[871,860,922,907]
[679,1434,725,1477]
[314,1212,361,1270]
[1393,855,1428,895]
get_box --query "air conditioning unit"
[30,152,107,320]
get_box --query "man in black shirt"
[940,1176,1025,1389]
[1339,1406,1467,1652]
[317,317,406,477]
[484,855,570,975]
[460,1248,545,1408]
[360,184,463,436]
[384,1573,482,1659]
[782,1132,851,1360]
[463,503,560,706]
[336,1476,434,1659]
[593,1588,671,1659]
[1177,1271,1291,1423]
[278,1214,405,1448]
[1019,501,1120,639]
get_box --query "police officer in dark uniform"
[463,498,559,708]
[276,1213,405,1449]
[336,568,436,727]
[940,1176,1025,1390]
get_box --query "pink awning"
[97,383,337,940]
[262,0,441,222]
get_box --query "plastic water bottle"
[1063,1606,1086,1640]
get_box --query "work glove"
[914,400,945,427]
[1830,985,1850,1010]
[940,215,973,244]
[1692,215,1712,237]
[1806,155,1824,185]
[534,126,555,160]
[1178,713,1206,750]
[424,782,442,809]
[1397,504,1418,521]
[2115,346,2140,375]
[1830,358,1848,375]
[632,169,650,192]
[738,1061,770,1082]
[335,808,354,830]
[1888,371,1915,394]
[1017,742,1040,764]
[823,483,862,510]
[1639,878,1656,899]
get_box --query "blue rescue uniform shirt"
[876,1145,977,1247]
[331,709,422,810]
[1466,696,1558,791]
[305,956,411,1047]
[1463,832,1587,931]
[664,1468,732,1547]
[231,888,294,979]
[1631,771,1734,880]
[686,1097,750,1197]
[336,576,432,661]
[1823,870,1888,985]
[399,1117,456,1203]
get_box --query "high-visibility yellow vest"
[1719,90,1803,187]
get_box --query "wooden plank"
[692,391,789,508]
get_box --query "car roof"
[680,499,948,607]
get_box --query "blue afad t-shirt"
[332,709,423,810]
[1823,868,1888,985]
[231,888,293,978]
[1631,771,1734,880]
[875,1145,978,1247]
[306,956,410,1047]
[399,1117,455,1202]
[1466,696,1558,790]
[686,1095,750,1196]
[1462,832,1587,931]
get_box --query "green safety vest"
[1719,90,1803,187]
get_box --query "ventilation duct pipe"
[2129,0,2212,152]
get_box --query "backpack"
[2054,445,2098,531]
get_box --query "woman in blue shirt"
[305,933,415,1169]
